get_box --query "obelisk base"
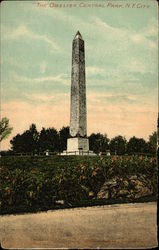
[60,137,96,155]
[67,137,89,151]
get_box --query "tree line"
[7,124,157,155]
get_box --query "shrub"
[0,155,157,214]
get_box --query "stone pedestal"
[60,137,96,155]
[67,137,89,152]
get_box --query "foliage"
[59,126,69,152]
[9,123,157,156]
[89,133,109,153]
[0,155,157,214]
[0,117,13,142]
[10,125,69,154]
[148,131,157,154]
[10,124,39,153]
[38,127,60,152]
[109,135,127,155]
[127,136,148,154]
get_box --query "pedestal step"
[60,150,96,156]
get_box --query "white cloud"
[130,33,156,49]
[87,92,137,104]
[13,72,70,86]
[1,24,60,52]
[11,24,28,37]
[93,16,157,50]
[33,74,69,85]
[26,6,157,78]
[26,92,69,103]
[123,59,154,74]
[86,66,105,75]
[93,17,127,39]
[40,61,47,74]
[141,18,158,37]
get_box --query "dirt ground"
[0,202,157,249]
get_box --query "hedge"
[0,155,157,215]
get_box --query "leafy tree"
[89,133,109,154]
[38,127,60,152]
[10,124,39,153]
[109,135,127,155]
[127,136,147,154]
[59,126,69,152]
[0,117,13,142]
[148,131,157,153]
[10,134,25,153]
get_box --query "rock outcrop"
[97,175,153,200]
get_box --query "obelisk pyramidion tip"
[74,31,83,39]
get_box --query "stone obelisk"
[67,31,89,154]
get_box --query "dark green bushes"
[0,155,157,214]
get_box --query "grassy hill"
[0,155,157,214]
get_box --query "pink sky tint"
[1,97,157,150]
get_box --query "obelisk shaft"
[70,31,87,138]
[66,31,89,153]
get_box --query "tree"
[59,126,69,152]
[10,134,25,153]
[38,127,60,152]
[127,136,147,154]
[0,117,13,142]
[109,135,127,155]
[89,133,109,154]
[147,131,157,154]
[10,124,39,153]
[28,124,39,153]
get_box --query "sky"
[0,0,158,150]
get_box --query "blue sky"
[1,0,158,149]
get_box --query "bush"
[0,155,157,214]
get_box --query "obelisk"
[67,31,89,154]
